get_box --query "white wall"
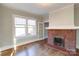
[0,5,2,48]
[0,5,44,51]
[49,4,74,28]
[74,5,79,26]
[74,5,79,48]
[76,30,79,48]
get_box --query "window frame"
[14,15,37,38]
[27,19,37,36]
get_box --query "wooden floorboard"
[1,48,14,56]
[1,39,79,56]
[15,39,69,56]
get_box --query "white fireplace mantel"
[46,26,79,29]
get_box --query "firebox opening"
[54,37,64,48]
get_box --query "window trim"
[13,14,37,38]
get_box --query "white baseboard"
[0,45,13,51]
[0,38,44,51]
[16,38,44,46]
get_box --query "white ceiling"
[1,3,73,16]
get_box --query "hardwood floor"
[1,39,79,56]
[1,48,14,56]
[15,39,69,56]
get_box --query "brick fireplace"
[48,29,76,55]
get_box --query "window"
[28,19,36,35]
[14,16,36,37]
[15,17,26,37]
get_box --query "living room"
[0,3,79,56]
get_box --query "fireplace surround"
[48,29,76,55]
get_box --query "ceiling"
[1,3,73,16]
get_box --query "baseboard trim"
[0,45,13,51]
[0,38,44,51]
[16,38,44,46]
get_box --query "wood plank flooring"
[1,48,13,56]
[1,39,79,56]
[15,39,69,56]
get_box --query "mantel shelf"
[46,27,79,29]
